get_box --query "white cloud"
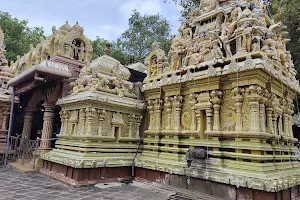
[0,0,180,41]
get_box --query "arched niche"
[71,38,85,61]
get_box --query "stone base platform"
[9,161,41,173]
[135,168,299,200]
[40,160,133,187]
[41,160,300,200]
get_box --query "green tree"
[0,12,44,64]
[119,10,172,63]
[90,37,131,65]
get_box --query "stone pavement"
[0,166,171,200]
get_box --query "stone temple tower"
[139,0,300,198]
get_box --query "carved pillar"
[80,108,86,135]
[232,88,244,131]
[211,90,223,131]
[40,103,55,150]
[173,96,183,131]
[196,110,201,132]
[128,114,135,137]
[64,111,70,135]
[247,85,262,132]
[266,107,274,134]
[278,114,283,136]
[273,113,278,135]
[21,107,35,138]
[86,107,96,136]
[136,115,143,138]
[283,113,289,137]
[165,97,173,130]
[259,103,266,132]
[147,100,154,130]
[98,110,106,135]
[154,99,163,131]
[206,109,213,132]
[1,109,9,130]
[188,94,197,131]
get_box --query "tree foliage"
[0,12,45,64]
[90,37,132,65]
[119,10,172,64]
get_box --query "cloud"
[0,0,181,41]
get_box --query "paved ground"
[0,166,171,200]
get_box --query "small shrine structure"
[7,21,92,153]
[40,44,145,185]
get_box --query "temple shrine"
[1,0,300,199]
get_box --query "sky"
[0,0,182,41]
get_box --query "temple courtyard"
[0,166,170,200]
[0,166,222,200]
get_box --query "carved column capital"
[210,90,223,105]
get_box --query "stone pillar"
[154,99,163,131]
[86,107,96,136]
[128,114,135,137]
[266,107,274,134]
[165,97,173,130]
[136,115,143,138]
[278,114,283,136]
[1,109,9,130]
[79,108,86,135]
[63,111,70,135]
[206,109,213,132]
[188,94,197,131]
[232,88,244,132]
[21,108,35,138]
[196,110,201,132]
[211,90,223,131]
[98,110,106,135]
[247,85,262,132]
[283,113,289,137]
[173,96,183,131]
[249,101,260,132]
[147,100,154,130]
[259,103,266,132]
[191,107,197,131]
[40,103,55,150]
[273,113,278,135]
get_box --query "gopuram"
[137,0,300,199]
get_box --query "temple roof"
[127,62,147,74]
[143,0,300,93]
[90,55,131,81]
[11,21,93,76]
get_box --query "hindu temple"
[1,0,300,199]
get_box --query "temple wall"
[137,68,299,192]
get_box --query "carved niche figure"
[228,3,242,35]
[261,33,277,60]
[251,36,261,52]
[77,42,85,61]
[210,32,224,61]
[179,23,193,40]
[150,55,158,77]
[241,22,255,53]
[71,40,76,59]
[199,0,219,14]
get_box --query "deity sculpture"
[77,42,85,61]
[150,56,158,76]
